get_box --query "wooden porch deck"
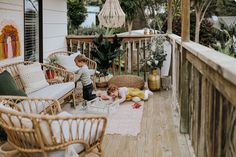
[88,90,194,157]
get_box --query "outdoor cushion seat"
[17,101,47,114]
[39,111,104,157]
[0,102,107,157]
[28,82,75,100]
[0,61,76,109]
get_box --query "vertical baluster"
[127,41,131,73]
[137,41,140,76]
[88,43,91,59]
[83,42,86,54]
[130,41,134,74]
[70,39,73,52]
[192,67,200,152]
[112,60,115,76]
[77,40,80,52]
[118,46,121,75]
[205,82,213,157]
[180,48,190,133]
[198,76,207,157]
[143,40,146,81]
[123,43,127,75]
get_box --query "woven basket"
[108,75,144,89]
[96,81,108,88]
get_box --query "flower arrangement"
[141,35,167,70]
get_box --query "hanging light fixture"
[98,0,126,28]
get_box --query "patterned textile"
[17,62,49,94]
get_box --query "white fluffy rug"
[63,101,144,136]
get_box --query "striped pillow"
[18,63,49,94]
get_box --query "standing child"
[107,84,153,103]
[74,54,96,101]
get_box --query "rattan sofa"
[48,51,97,89]
[0,61,76,109]
[0,97,107,157]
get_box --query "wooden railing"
[66,35,155,80]
[169,34,236,157]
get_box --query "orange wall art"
[0,25,21,60]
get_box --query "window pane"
[24,0,40,62]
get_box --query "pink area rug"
[63,101,144,136]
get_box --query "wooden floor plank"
[86,90,193,157]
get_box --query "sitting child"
[74,54,96,101]
[107,84,153,103]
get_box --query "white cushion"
[70,52,81,57]
[39,111,83,156]
[18,62,49,94]
[28,82,75,100]
[17,101,50,114]
[39,111,104,157]
[56,55,79,73]
[0,104,33,129]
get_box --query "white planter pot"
[161,41,172,77]
[0,142,19,157]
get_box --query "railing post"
[167,0,173,34]
[181,0,190,41]
[180,48,190,133]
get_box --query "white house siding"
[0,0,24,66]
[43,0,67,58]
[0,0,67,66]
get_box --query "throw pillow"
[0,71,27,96]
[17,62,49,94]
[56,55,79,73]
[70,51,81,58]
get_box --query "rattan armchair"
[0,61,76,108]
[48,51,97,89]
[0,98,107,157]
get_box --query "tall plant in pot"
[141,36,167,91]
[91,34,123,87]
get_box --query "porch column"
[180,0,190,134]
[167,0,173,34]
[181,0,190,41]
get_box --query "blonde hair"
[107,84,119,95]
[74,54,87,63]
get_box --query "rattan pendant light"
[98,0,126,28]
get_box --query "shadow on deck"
[87,90,194,157]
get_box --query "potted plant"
[91,34,123,87]
[45,56,57,79]
[141,36,167,91]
